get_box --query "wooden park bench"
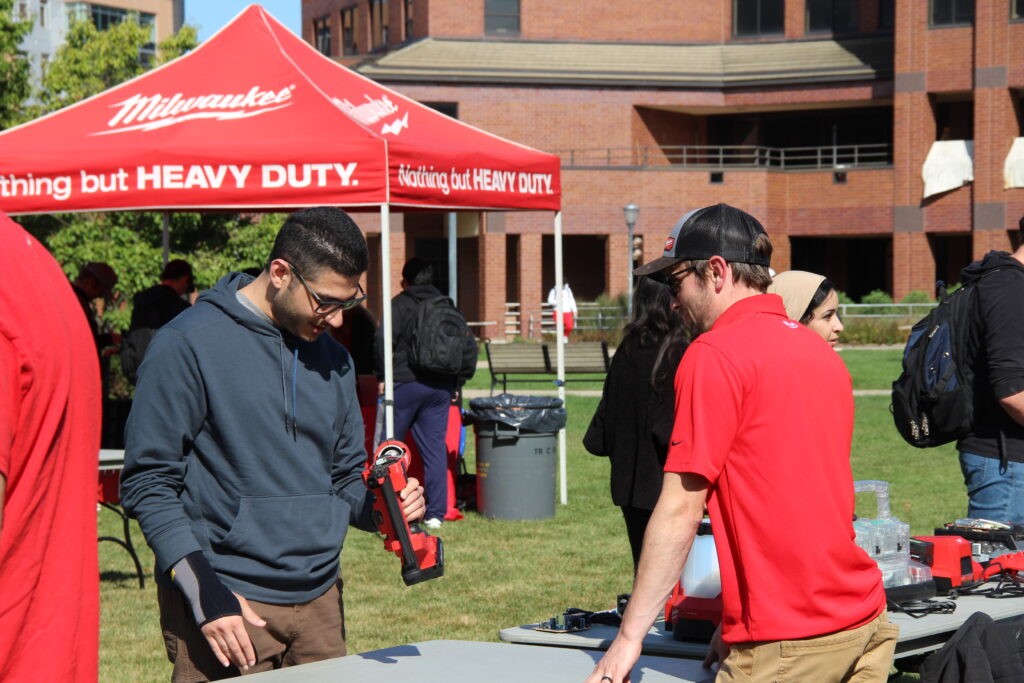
[484,340,611,394]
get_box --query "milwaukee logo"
[333,94,408,136]
[99,85,296,134]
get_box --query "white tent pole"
[381,204,395,438]
[162,212,171,265]
[447,212,457,304]
[554,210,567,505]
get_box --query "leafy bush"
[858,289,894,316]
[900,290,932,304]
[836,290,854,305]
[840,319,908,345]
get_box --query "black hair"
[402,257,434,285]
[267,207,368,278]
[623,276,689,388]
[798,278,838,325]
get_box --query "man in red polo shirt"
[0,213,100,681]
[586,204,894,683]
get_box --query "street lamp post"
[623,202,639,321]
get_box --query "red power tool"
[363,440,444,586]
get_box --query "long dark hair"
[623,277,689,388]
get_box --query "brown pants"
[157,579,346,682]
[716,611,899,683]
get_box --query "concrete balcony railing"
[558,143,893,170]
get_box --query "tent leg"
[447,212,457,304]
[554,211,567,506]
[162,212,171,265]
[381,205,395,440]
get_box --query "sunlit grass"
[100,345,948,681]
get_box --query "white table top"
[99,449,125,470]
[244,640,717,682]
[499,593,1024,661]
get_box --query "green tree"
[36,17,197,113]
[0,0,32,127]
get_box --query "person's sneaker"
[423,518,443,530]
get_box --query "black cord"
[563,607,623,627]
[887,598,957,619]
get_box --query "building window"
[878,0,895,29]
[1013,0,1024,20]
[934,99,974,141]
[485,0,520,36]
[314,16,331,55]
[341,6,357,54]
[38,0,46,27]
[370,0,388,49]
[807,0,859,33]
[66,3,156,61]
[930,0,974,26]
[404,0,414,40]
[734,0,784,37]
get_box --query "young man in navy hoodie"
[122,207,424,680]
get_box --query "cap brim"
[633,256,681,277]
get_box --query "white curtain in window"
[921,140,974,199]
[1003,137,1024,189]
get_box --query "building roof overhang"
[356,36,894,89]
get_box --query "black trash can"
[468,395,566,520]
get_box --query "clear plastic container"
[682,532,721,599]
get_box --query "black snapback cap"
[633,203,770,277]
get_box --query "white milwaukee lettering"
[100,86,296,134]
[334,94,400,126]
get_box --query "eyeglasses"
[288,263,366,316]
[665,266,698,296]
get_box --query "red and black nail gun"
[362,440,444,586]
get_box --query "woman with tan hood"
[768,270,845,347]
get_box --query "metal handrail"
[555,143,892,170]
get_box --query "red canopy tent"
[0,4,573,501]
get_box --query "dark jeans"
[393,379,452,520]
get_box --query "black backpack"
[890,275,993,448]
[119,327,157,385]
[408,296,478,378]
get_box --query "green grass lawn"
[99,345,957,681]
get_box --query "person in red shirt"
[0,213,101,682]
[586,204,895,683]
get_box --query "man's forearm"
[1000,390,1024,427]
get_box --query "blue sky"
[186,1,302,42]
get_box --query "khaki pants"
[157,579,346,682]
[717,611,899,683]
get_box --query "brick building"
[301,0,1024,338]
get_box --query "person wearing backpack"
[121,259,195,384]
[375,257,477,529]
[956,219,1024,523]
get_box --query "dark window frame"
[313,15,331,56]
[370,0,389,50]
[1013,0,1024,21]
[341,6,357,55]
[404,0,414,40]
[733,0,785,38]
[485,0,520,36]
[929,0,975,27]
[806,0,860,34]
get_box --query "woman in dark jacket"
[584,277,689,574]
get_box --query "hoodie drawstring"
[290,347,298,438]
